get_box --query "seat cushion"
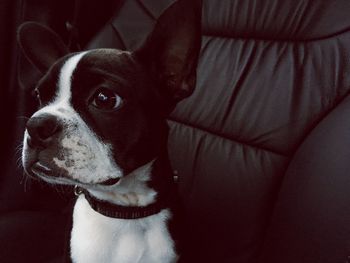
[260,95,350,263]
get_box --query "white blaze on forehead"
[57,51,88,102]
[32,51,88,118]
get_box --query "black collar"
[76,187,167,219]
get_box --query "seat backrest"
[88,0,350,262]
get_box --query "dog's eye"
[92,88,123,110]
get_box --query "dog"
[19,0,201,262]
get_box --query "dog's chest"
[70,195,177,263]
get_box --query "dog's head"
[19,0,201,188]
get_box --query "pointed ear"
[17,22,69,73]
[134,0,202,108]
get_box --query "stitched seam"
[202,25,350,44]
[136,0,157,20]
[167,118,287,157]
[287,91,350,159]
[110,23,127,50]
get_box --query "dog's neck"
[81,155,177,219]
[86,160,157,207]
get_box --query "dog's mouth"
[31,162,53,176]
[29,161,121,186]
[29,161,71,185]
[99,178,120,186]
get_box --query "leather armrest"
[260,95,350,262]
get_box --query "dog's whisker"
[16,156,23,169]
[15,143,24,152]
[14,143,25,169]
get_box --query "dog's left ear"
[134,0,202,110]
[17,22,69,73]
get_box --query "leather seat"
[87,0,350,262]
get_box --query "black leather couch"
[1,0,350,262]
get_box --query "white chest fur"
[71,195,177,263]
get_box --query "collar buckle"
[74,185,83,196]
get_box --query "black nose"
[26,114,61,147]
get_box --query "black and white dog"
[19,0,201,262]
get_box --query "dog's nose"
[26,114,61,147]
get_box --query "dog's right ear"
[17,22,69,73]
[134,0,202,112]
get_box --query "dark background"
[0,0,121,261]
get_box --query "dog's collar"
[74,186,166,219]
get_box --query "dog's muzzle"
[23,111,122,186]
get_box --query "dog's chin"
[28,161,78,186]
[27,161,121,188]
